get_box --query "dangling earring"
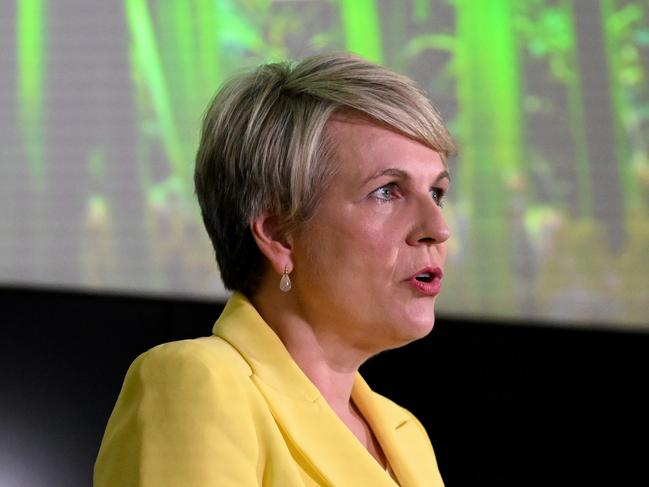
[279,265,292,293]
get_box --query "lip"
[406,266,443,296]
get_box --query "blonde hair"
[195,53,456,296]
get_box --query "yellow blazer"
[94,292,445,486]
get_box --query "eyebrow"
[363,167,451,185]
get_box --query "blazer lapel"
[213,293,399,486]
[253,377,398,486]
[352,376,437,487]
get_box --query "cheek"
[439,242,448,264]
[303,216,396,278]
[334,215,404,278]
[297,201,410,283]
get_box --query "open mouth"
[415,273,434,283]
[408,267,443,296]
[408,266,442,296]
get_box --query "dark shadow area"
[1,286,647,486]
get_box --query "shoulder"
[132,336,251,379]
[121,336,255,407]
[96,340,267,486]
[104,336,264,443]
[134,336,251,375]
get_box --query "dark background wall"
[1,286,647,486]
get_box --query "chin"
[384,323,434,351]
[399,300,437,340]
[405,317,436,341]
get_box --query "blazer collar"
[213,293,427,487]
[352,375,432,487]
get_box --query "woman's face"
[289,115,451,354]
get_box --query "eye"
[431,187,446,208]
[370,182,400,202]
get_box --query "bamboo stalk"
[125,0,184,182]
[339,0,384,63]
[17,0,45,190]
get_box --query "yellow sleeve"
[94,340,262,487]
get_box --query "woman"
[94,53,455,487]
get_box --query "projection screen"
[1,0,648,329]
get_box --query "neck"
[251,284,370,415]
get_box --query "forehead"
[325,114,444,178]
[326,111,403,144]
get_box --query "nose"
[406,196,451,246]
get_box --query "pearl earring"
[279,266,292,292]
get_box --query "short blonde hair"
[195,53,455,296]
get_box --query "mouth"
[407,267,443,296]
[415,273,434,283]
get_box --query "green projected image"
[1,0,648,328]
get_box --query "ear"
[250,214,293,276]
